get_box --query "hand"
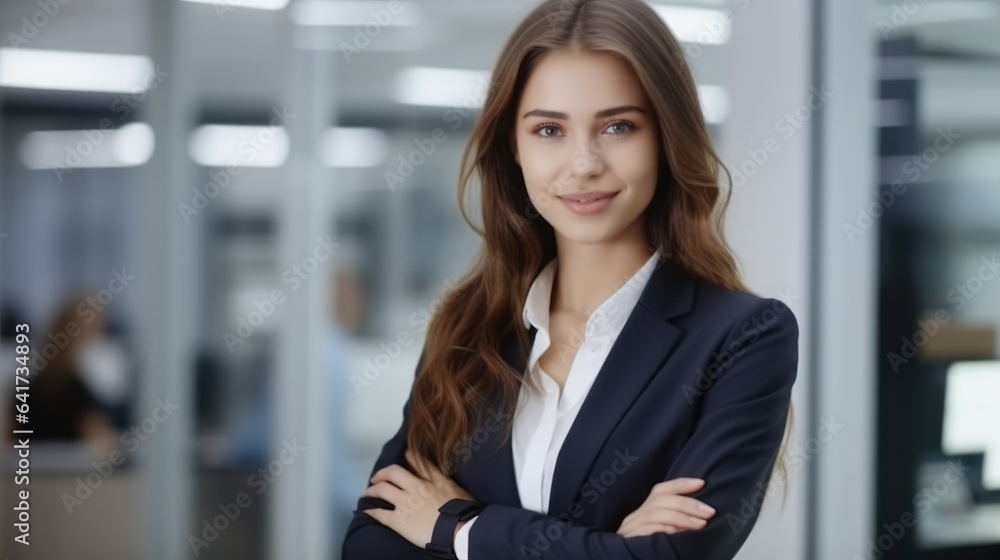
[362,448,476,549]
[616,478,716,538]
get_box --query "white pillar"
[269,30,337,560]
[814,0,877,558]
[719,0,813,558]
[720,1,877,558]
[139,0,198,558]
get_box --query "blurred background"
[0,0,998,558]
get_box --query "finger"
[365,484,419,524]
[618,519,644,537]
[641,509,708,531]
[618,528,636,538]
[364,480,409,508]
[371,464,423,490]
[621,523,682,538]
[647,495,716,519]
[617,515,635,535]
[617,508,650,536]
[618,510,637,532]
[652,478,705,496]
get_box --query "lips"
[557,191,618,203]
[556,190,620,215]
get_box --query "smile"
[556,191,619,215]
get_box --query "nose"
[568,136,606,177]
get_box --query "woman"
[343,0,798,558]
[7,297,120,453]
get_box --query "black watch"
[425,498,486,559]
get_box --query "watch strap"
[425,499,485,559]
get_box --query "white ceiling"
[0,0,998,133]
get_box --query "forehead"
[518,49,650,115]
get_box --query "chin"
[550,221,624,245]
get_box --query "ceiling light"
[393,66,490,108]
[0,48,154,94]
[181,0,290,11]
[189,124,290,167]
[19,123,155,170]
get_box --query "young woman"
[343,0,798,558]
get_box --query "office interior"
[0,0,998,559]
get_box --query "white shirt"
[454,250,662,559]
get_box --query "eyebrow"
[521,105,647,120]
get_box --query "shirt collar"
[521,249,662,338]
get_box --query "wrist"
[426,499,484,559]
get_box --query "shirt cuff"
[454,514,479,560]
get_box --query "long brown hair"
[407,0,792,490]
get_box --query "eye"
[532,122,563,139]
[604,120,635,136]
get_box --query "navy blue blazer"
[343,257,799,559]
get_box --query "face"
[513,48,659,245]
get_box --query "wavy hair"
[406,0,792,492]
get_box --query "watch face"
[441,498,483,518]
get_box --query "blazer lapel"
[546,258,696,517]
[460,324,536,508]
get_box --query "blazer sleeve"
[341,347,441,560]
[467,298,799,560]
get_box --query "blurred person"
[343,1,798,559]
[220,255,371,557]
[74,313,134,430]
[6,296,120,455]
[218,345,272,466]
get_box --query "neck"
[551,221,653,320]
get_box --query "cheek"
[519,159,566,217]
[523,171,562,215]
[519,146,567,192]
[608,139,659,195]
